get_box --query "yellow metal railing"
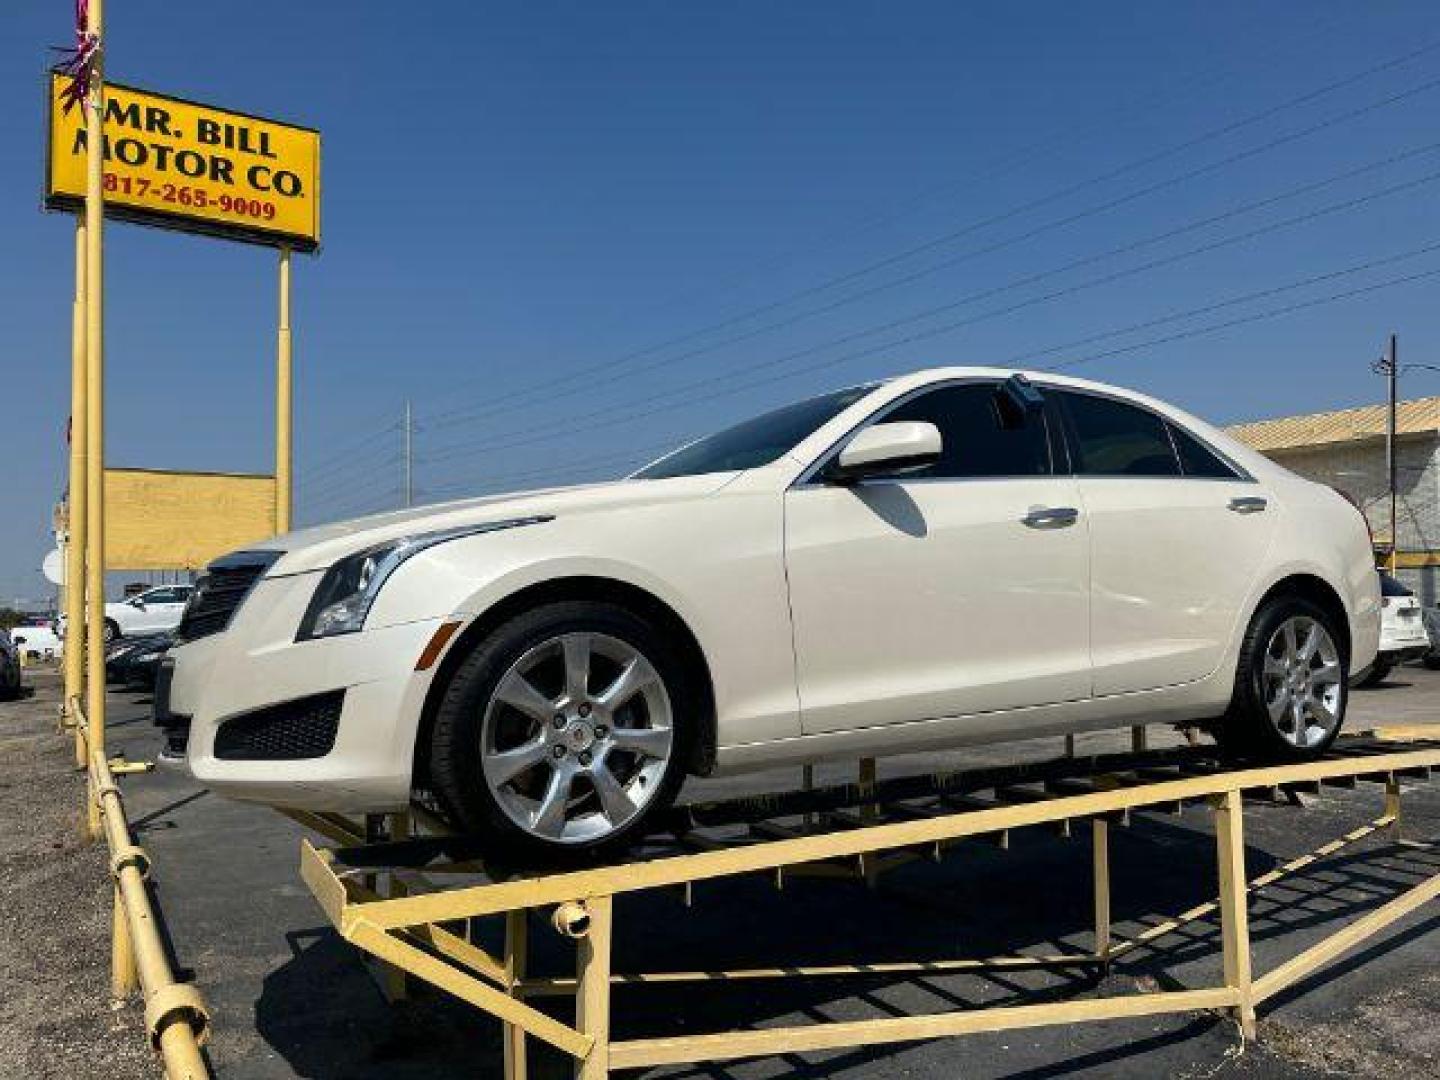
[75,699,211,1078]
[300,741,1440,1079]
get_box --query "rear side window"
[882,383,1052,479]
[1058,391,1180,477]
[1168,422,1239,479]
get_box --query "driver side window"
[881,383,1054,479]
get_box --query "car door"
[784,379,1091,734]
[1049,388,1279,697]
[132,588,182,633]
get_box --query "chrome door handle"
[1022,506,1080,529]
[1228,496,1268,514]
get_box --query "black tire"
[1212,595,1348,761]
[1353,660,1391,689]
[103,619,120,643]
[1423,655,1440,671]
[429,600,696,865]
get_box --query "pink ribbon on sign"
[52,0,101,114]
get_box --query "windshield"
[634,384,878,480]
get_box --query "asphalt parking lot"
[3,666,1438,1080]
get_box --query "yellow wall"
[104,469,276,570]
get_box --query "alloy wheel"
[1261,615,1343,749]
[480,631,674,844]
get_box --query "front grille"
[214,690,344,761]
[177,550,280,643]
[151,658,175,726]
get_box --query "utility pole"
[64,217,87,759]
[276,246,293,533]
[82,0,108,808]
[1385,333,1398,573]
[403,400,414,508]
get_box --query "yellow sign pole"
[65,217,88,765]
[83,0,108,827]
[276,246,293,533]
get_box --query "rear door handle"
[1228,496,1268,514]
[1022,506,1080,529]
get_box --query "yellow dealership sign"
[46,75,320,251]
[104,469,277,571]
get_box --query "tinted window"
[1168,422,1239,479]
[1060,392,1180,477]
[882,383,1052,479]
[636,384,877,479]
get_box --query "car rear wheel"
[1213,596,1347,759]
[103,619,119,643]
[429,600,694,864]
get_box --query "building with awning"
[1227,396,1440,602]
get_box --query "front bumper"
[180,572,450,812]
[1378,643,1430,666]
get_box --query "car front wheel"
[429,600,694,863]
[1214,596,1347,759]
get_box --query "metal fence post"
[1385,775,1403,840]
[504,909,529,1080]
[1213,790,1256,1039]
[1092,818,1111,965]
[576,895,613,1080]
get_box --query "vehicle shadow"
[250,812,1437,1079]
[1355,676,1413,692]
[854,483,927,538]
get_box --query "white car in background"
[169,368,1380,860]
[9,621,62,660]
[89,586,194,641]
[1355,571,1430,686]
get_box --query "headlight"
[296,516,551,641]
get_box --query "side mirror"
[828,421,942,484]
[130,599,146,609]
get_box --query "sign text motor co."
[45,76,321,251]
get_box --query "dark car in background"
[0,629,20,699]
[105,631,175,690]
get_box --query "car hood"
[257,472,740,576]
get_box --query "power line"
[420,245,1440,500]
[421,39,1440,430]
[424,440,683,501]
[302,486,403,526]
[428,128,1440,439]
[590,4,1359,332]
[301,464,404,513]
[421,165,1440,463]
[300,418,402,476]
[300,438,403,489]
[1044,265,1440,373]
[1010,243,1440,367]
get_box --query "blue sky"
[3,1,1440,601]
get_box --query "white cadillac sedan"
[171,368,1380,859]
